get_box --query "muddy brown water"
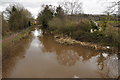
[2,29,118,78]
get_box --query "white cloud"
[0,0,117,18]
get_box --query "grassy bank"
[45,17,120,52]
[2,26,34,60]
[54,36,118,53]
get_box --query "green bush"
[48,17,77,36]
[48,17,91,36]
[102,25,120,47]
[5,4,32,32]
[48,16,120,48]
[37,5,54,30]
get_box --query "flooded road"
[3,28,118,78]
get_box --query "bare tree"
[105,0,119,14]
[107,1,120,21]
[59,0,83,15]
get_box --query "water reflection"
[32,28,42,37]
[0,43,1,79]
[40,35,118,78]
[40,36,101,65]
[2,35,32,78]
[97,53,106,70]
[2,29,118,78]
[97,54,118,78]
[57,50,79,66]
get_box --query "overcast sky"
[0,0,117,18]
